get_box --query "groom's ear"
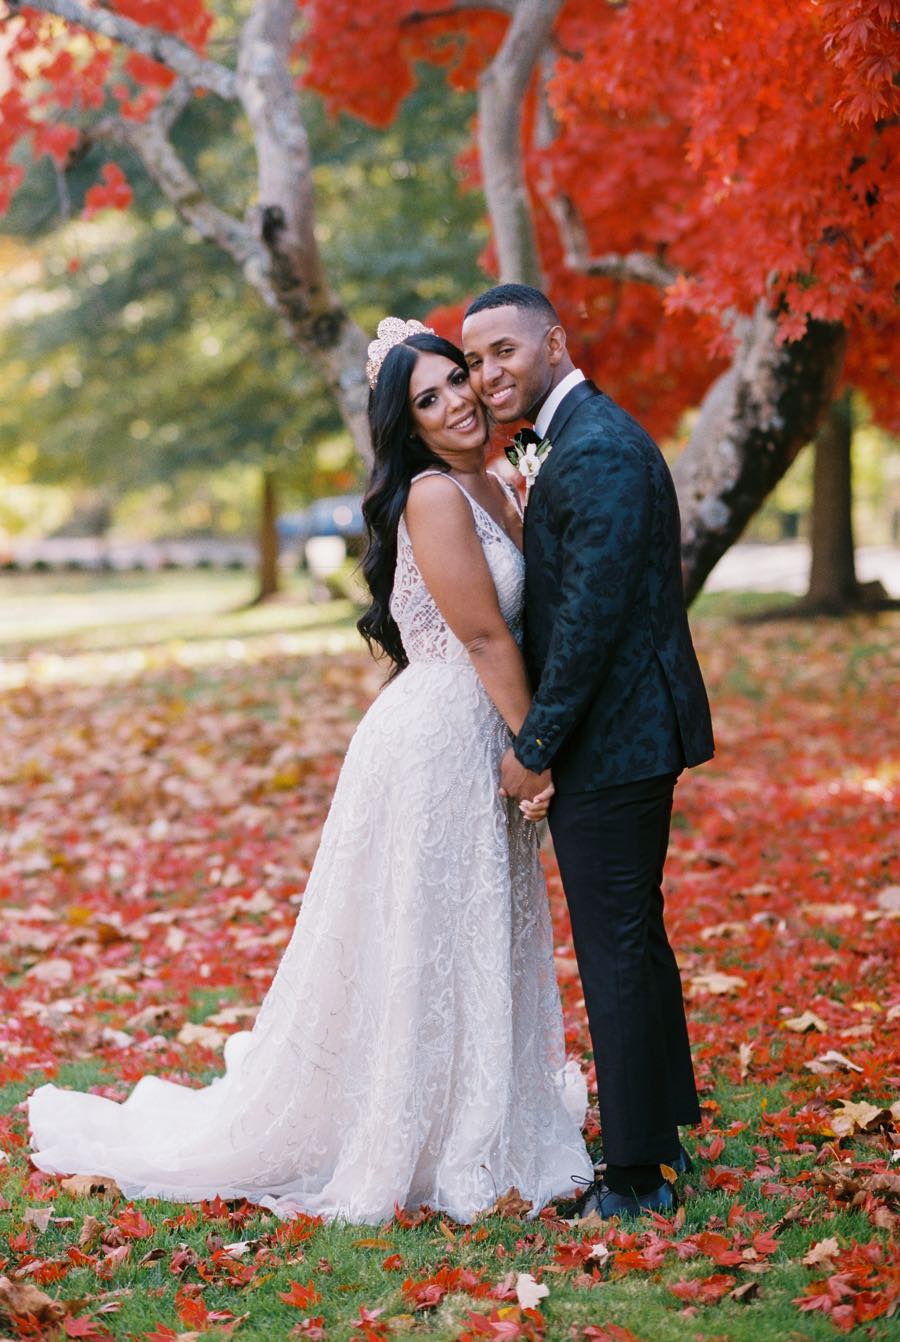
[546,323,567,366]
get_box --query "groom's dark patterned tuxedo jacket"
[513,380,714,793]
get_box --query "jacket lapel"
[524,382,602,536]
[546,379,602,443]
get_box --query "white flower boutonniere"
[505,429,553,500]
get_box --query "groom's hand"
[499,747,551,803]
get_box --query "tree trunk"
[255,467,280,604]
[237,0,372,462]
[477,0,561,287]
[804,393,859,611]
[673,306,848,604]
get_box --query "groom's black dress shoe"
[571,1177,678,1221]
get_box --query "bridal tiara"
[366,317,435,389]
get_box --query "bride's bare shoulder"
[406,474,472,531]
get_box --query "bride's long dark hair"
[357,333,472,676]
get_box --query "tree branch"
[237,0,372,459]
[8,0,239,99]
[404,0,513,21]
[545,190,680,288]
[478,0,562,285]
[153,78,194,134]
[84,112,268,286]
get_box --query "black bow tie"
[511,427,543,451]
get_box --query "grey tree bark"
[237,0,371,459]
[476,0,561,287]
[673,309,848,604]
[22,0,373,464]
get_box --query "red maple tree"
[0,0,896,596]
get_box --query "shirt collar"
[534,368,586,439]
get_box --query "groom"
[462,284,715,1218]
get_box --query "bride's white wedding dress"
[29,472,593,1223]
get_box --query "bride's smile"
[408,353,488,463]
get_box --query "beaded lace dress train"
[28,472,593,1223]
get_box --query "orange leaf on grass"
[112,1205,155,1239]
[689,1231,744,1266]
[581,1326,648,1342]
[174,1285,209,1329]
[477,1187,534,1220]
[279,1279,322,1309]
[63,1317,113,1339]
[705,1166,745,1193]
[669,1272,737,1304]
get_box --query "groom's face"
[461,305,556,425]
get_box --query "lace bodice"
[391,471,524,665]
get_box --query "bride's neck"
[446,452,488,478]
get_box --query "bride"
[28,319,594,1224]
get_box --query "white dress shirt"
[534,368,586,439]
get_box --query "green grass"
[2,1035,894,1338]
[0,569,361,657]
[0,570,800,660]
[690,588,798,621]
[0,1079,890,1342]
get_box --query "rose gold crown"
[366,317,434,389]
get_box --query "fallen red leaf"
[278,1279,322,1310]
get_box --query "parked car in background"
[278,494,366,598]
[277,495,365,550]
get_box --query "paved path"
[705,543,900,596]
[4,535,899,597]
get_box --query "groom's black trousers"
[548,771,700,1167]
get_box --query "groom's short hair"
[465,283,559,325]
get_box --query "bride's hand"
[519,779,555,823]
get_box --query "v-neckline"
[453,474,524,556]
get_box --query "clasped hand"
[499,746,554,823]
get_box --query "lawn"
[0,576,897,1340]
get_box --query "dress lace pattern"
[28,471,593,1223]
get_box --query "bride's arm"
[405,476,540,747]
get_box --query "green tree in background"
[0,67,487,597]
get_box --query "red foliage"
[401,1264,491,1309]
[278,1279,322,1309]
[110,1204,155,1240]
[1,0,896,434]
[458,1306,546,1341]
[301,0,899,433]
[793,1239,899,1331]
[62,1318,112,1340]
[668,1271,737,1304]
[0,617,897,1335]
[82,163,133,220]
